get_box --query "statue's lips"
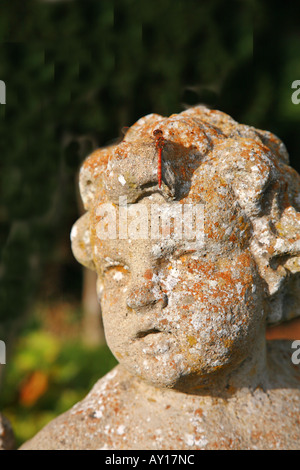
[135,328,162,339]
[133,326,174,356]
[134,322,172,340]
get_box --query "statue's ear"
[266,222,300,325]
[70,212,96,271]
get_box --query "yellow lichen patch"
[115,351,123,360]
[187,336,197,347]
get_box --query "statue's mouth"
[135,328,162,339]
[133,326,174,356]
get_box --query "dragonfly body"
[153,129,165,188]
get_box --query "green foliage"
[0,306,117,447]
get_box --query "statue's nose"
[127,281,168,312]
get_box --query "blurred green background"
[0,0,299,447]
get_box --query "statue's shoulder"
[19,343,300,450]
[20,365,133,450]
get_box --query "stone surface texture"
[21,106,300,450]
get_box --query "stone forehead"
[89,185,252,265]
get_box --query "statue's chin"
[123,360,221,391]
[124,352,246,393]
[133,369,219,392]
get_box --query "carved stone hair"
[72,106,300,326]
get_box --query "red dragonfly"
[152,129,166,188]
[122,126,166,188]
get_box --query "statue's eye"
[103,264,130,281]
[173,249,197,260]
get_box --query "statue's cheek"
[70,213,95,271]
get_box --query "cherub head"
[71,106,300,391]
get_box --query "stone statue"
[21,106,300,450]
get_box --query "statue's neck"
[176,333,268,396]
[220,334,268,392]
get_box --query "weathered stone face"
[90,194,264,390]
